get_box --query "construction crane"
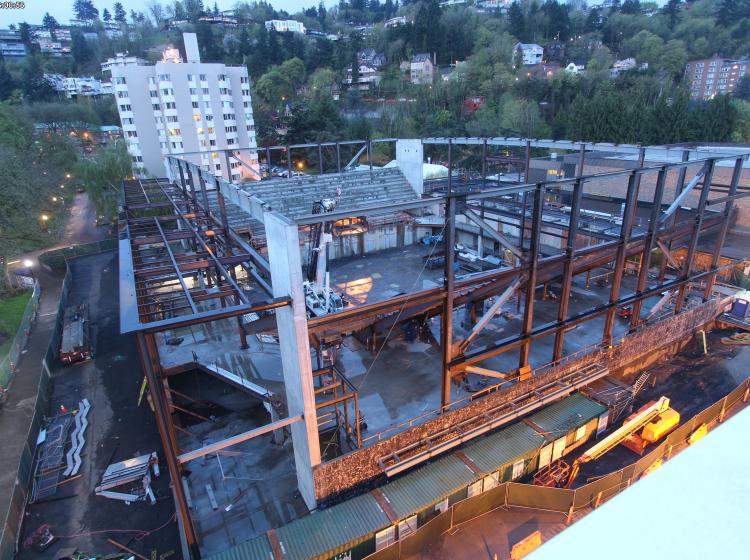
[534,396,679,488]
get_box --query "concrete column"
[264,212,320,510]
[396,139,424,196]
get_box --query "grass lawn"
[0,290,32,358]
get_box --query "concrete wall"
[312,298,725,501]
[396,139,424,196]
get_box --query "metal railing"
[364,375,750,560]
[39,238,117,271]
[0,282,41,390]
[360,302,708,446]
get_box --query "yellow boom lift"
[534,396,679,488]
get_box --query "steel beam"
[603,171,640,346]
[630,167,668,329]
[153,218,198,314]
[519,183,545,368]
[704,156,746,299]
[675,160,716,312]
[440,195,457,408]
[177,415,303,464]
[463,208,523,259]
[644,290,674,322]
[458,276,523,354]
[553,178,583,360]
[136,332,199,558]
[659,162,707,224]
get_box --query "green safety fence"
[0,282,41,391]
[39,238,117,271]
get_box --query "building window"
[219,88,229,95]
[207,127,215,134]
[189,88,197,95]
[152,103,160,111]
[119,104,131,111]
[205,115,214,121]
[215,162,221,170]
[148,76,156,85]
[122,118,134,125]
[114,77,126,85]
[165,102,176,109]
[127,130,137,138]
[218,74,226,81]
[132,155,143,162]
[167,116,178,122]
[150,90,158,98]
[193,114,201,122]
[225,126,237,133]
[159,73,170,81]
[192,101,199,108]
[227,138,236,145]
[209,139,216,146]
[161,88,173,95]
[202,88,209,95]
[169,128,181,136]
[240,76,249,84]
[199,74,206,81]
[187,73,194,81]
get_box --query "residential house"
[265,20,306,34]
[463,96,486,114]
[345,64,382,91]
[198,15,239,27]
[358,48,386,69]
[564,62,585,75]
[411,53,435,84]
[513,42,544,66]
[0,29,27,57]
[385,16,409,28]
[609,57,647,77]
[101,52,148,73]
[545,39,565,62]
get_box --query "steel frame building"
[119,137,749,558]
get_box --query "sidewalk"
[0,192,108,550]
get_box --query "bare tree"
[146,0,166,28]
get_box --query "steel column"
[136,332,199,558]
[197,167,210,211]
[266,145,271,171]
[286,145,292,178]
[519,183,545,368]
[524,140,531,182]
[704,157,745,299]
[368,138,373,175]
[336,141,341,173]
[602,171,640,346]
[659,150,690,282]
[630,167,667,329]
[675,159,716,312]
[225,150,233,183]
[553,178,583,360]
[482,138,487,189]
[440,195,457,408]
[318,143,324,174]
[577,144,586,176]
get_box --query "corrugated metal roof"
[380,455,476,519]
[463,421,547,474]
[204,534,273,560]
[528,393,607,440]
[276,492,390,560]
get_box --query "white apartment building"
[264,19,306,34]
[107,33,259,182]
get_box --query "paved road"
[0,192,109,553]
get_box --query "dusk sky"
[0,0,337,27]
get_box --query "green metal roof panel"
[276,492,390,560]
[462,421,547,474]
[528,393,607,439]
[380,455,476,519]
[204,534,273,560]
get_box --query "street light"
[65,173,72,179]
[23,259,33,268]
[52,196,57,202]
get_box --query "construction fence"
[39,238,117,271]
[0,241,111,557]
[0,282,41,390]
[364,376,750,560]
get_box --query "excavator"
[534,396,680,488]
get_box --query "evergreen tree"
[509,2,525,41]
[43,13,60,29]
[715,0,740,27]
[73,0,99,20]
[662,0,681,30]
[113,2,127,23]
[0,64,15,101]
[102,8,111,22]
